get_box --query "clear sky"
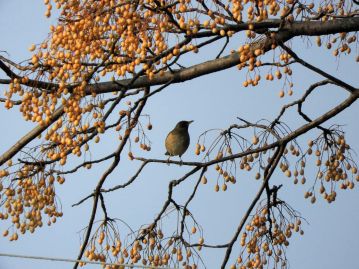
[0,1,358,269]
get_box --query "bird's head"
[175,120,194,130]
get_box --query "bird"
[165,120,193,161]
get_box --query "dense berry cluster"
[0,161,63,241]
[80,220,203,269]
[233,204,304,269]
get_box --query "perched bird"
[165,120,193,160]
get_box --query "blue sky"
[0,1,358,269]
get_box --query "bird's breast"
[165,131,190,156]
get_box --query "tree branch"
[0,106,64,166]
[221,145,285,269]
[83,17,359,95]
[279,43,357,93]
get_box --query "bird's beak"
[187,120,194,124]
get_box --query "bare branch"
[149,166,202,230]
[54,153,116,175]
[101,161,149,193]
[180,167,207,238]
[272,80,333,126]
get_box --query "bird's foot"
[167,157,171,166]
[179,157,183,166]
